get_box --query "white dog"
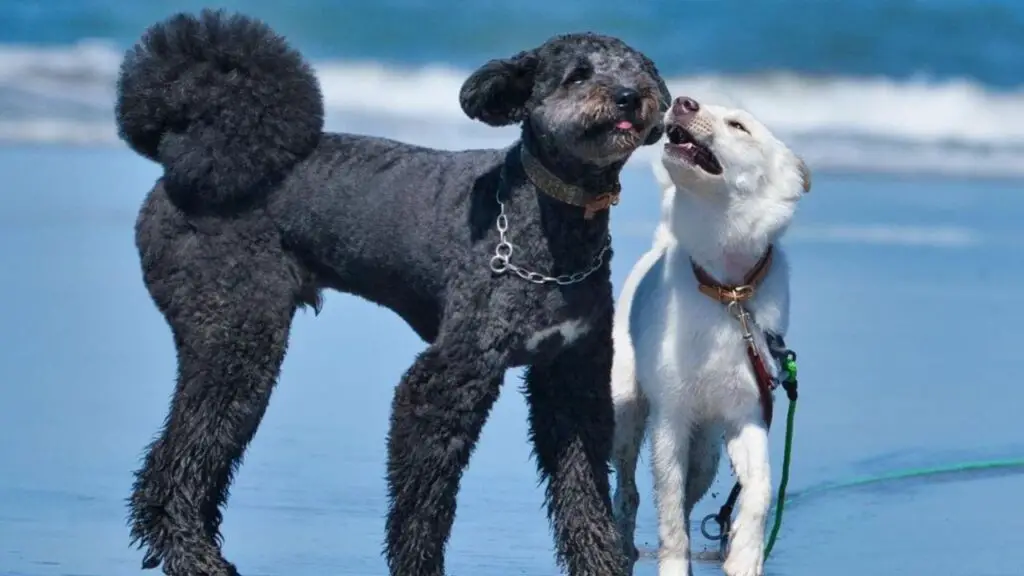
[610,96,810,576]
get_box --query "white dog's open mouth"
[665,125,723,175]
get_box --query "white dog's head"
[652,96,811,267]
[651,96,812,275]
[658,96,811,203]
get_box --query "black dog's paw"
[140,547,162,570]
[129,509,237,576]
[158,542,240,576]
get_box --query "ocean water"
[3,0,1024,177]
[1,1,1024,575]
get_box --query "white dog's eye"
[727,120,749,134]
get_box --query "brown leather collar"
[691,246,774,304]
[519,145,620,220]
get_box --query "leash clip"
[727,300,755,340]
[766,331,800,399]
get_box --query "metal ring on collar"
[489,255,508,274]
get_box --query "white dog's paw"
[722,540,763,576]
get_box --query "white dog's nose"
[673,96,700,115]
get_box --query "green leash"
[702,346,1024,560]
[764,386,797,558]
[763,349,798,557]
[785,456,1024,508]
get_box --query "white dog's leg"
[651,414,690,576]
[612,388,647,569]
[722,417,770,576]
[684,425,722,519]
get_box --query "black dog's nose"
[614,87,641,112]
[673,96,700,115]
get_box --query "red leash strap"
[690,247,777,429]
[746,340,775,428]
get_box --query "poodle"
[115,9,671,576]
[608,96,811,576]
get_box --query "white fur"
[526,319,590,353]
[611,101,809,576]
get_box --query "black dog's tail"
[115,9,324,212]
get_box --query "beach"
[3,0,1024,573]
[1,144,1023,575]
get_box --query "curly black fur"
[119,9,670,576]
[115,10,324,213]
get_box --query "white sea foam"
[2,41,1024,178]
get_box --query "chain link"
[488,188,610,285]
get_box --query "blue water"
[2,1,1024,575]
[1,148,1023,576]
[5,0,1024,85]
[2,0,1024,176]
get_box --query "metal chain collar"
[487,186,611,285]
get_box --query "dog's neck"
[495,144,611,277]
[666,186,792,286]
[507,143,611,232]
[520,124,625,210]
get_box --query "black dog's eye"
[727,120,749,134]
[563,65,592,87]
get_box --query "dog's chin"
[571,124,646,165]
[565,111,661,165]
[661,152,723,195]
[608,125,644,153]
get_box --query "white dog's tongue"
[616,120,633,130]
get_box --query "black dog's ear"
[641,54,672,146]
[460,50,538,127]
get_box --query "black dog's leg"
[524,315,626,575]
[385,334,509,576]
[129,226,301,576]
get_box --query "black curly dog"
[117,9,669,576]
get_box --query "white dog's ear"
[797,157,812,193]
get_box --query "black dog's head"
[459,33,670,168]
